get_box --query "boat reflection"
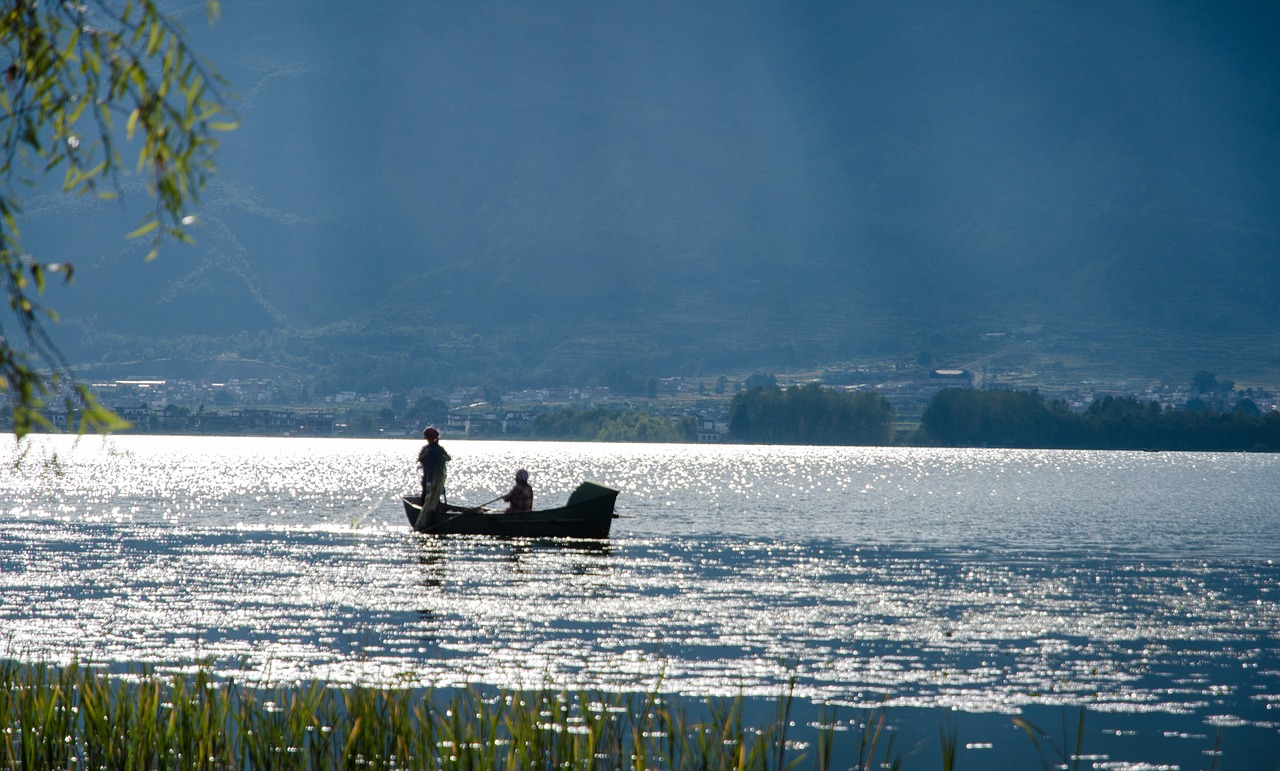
[412,536,613,594]
[504,538,613,581]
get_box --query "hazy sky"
[21,1,1280,372]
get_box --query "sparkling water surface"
[2,435,1278,767]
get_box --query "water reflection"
[415,539,448,590]
[1,436,1279,763]
[500,538,613,576]
[412,536,613,589]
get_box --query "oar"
[418,495,504,534]
[463,495,504,513]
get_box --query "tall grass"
[4,659,1231,770]
[1012,707,1086,771]
[0,659,860,770]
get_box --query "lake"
[2,435,1278,768]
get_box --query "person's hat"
[423,426,440,440]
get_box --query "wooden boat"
[402,481,621,539]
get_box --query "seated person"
[502,468,534,513]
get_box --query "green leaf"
[0,0,228,438]
[126,219,161,239]
[85,159,108,183]
[66,95,88,124]
[146,22,162,57]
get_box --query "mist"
[20,0,1280,380]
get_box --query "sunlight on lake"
[2,435,1278,764]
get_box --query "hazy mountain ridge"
[20,0,1280,386]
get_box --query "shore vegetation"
[0,658,1231,770]
[728,384,895,445]
[0,659,865,770]
[921,389,1280,451]
[529,407,698,442]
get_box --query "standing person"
[416,426,451,530]
[502,468,534,513]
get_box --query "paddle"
[463,495,505,513]
[418,495,504,534]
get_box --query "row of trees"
[728,384,895,445]
[719,385,1277,451]
[921,389,1280,451]
[530,407,697,443]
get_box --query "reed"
[1012,707,1086,771]
[848,699,902,771]
[0,659,1221,770]
[937,709,959,771]
[0,659,839,769]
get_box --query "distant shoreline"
[11,385,1278,453]
[14,427,1278,454]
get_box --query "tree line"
[530,408,698,443]
[728,384,896,445]
[726,385,1277,451]
[41,383,1277,452]
[920,389,1280,452]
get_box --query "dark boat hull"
[403,481,620,539]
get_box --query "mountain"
[20,0,1280,389]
